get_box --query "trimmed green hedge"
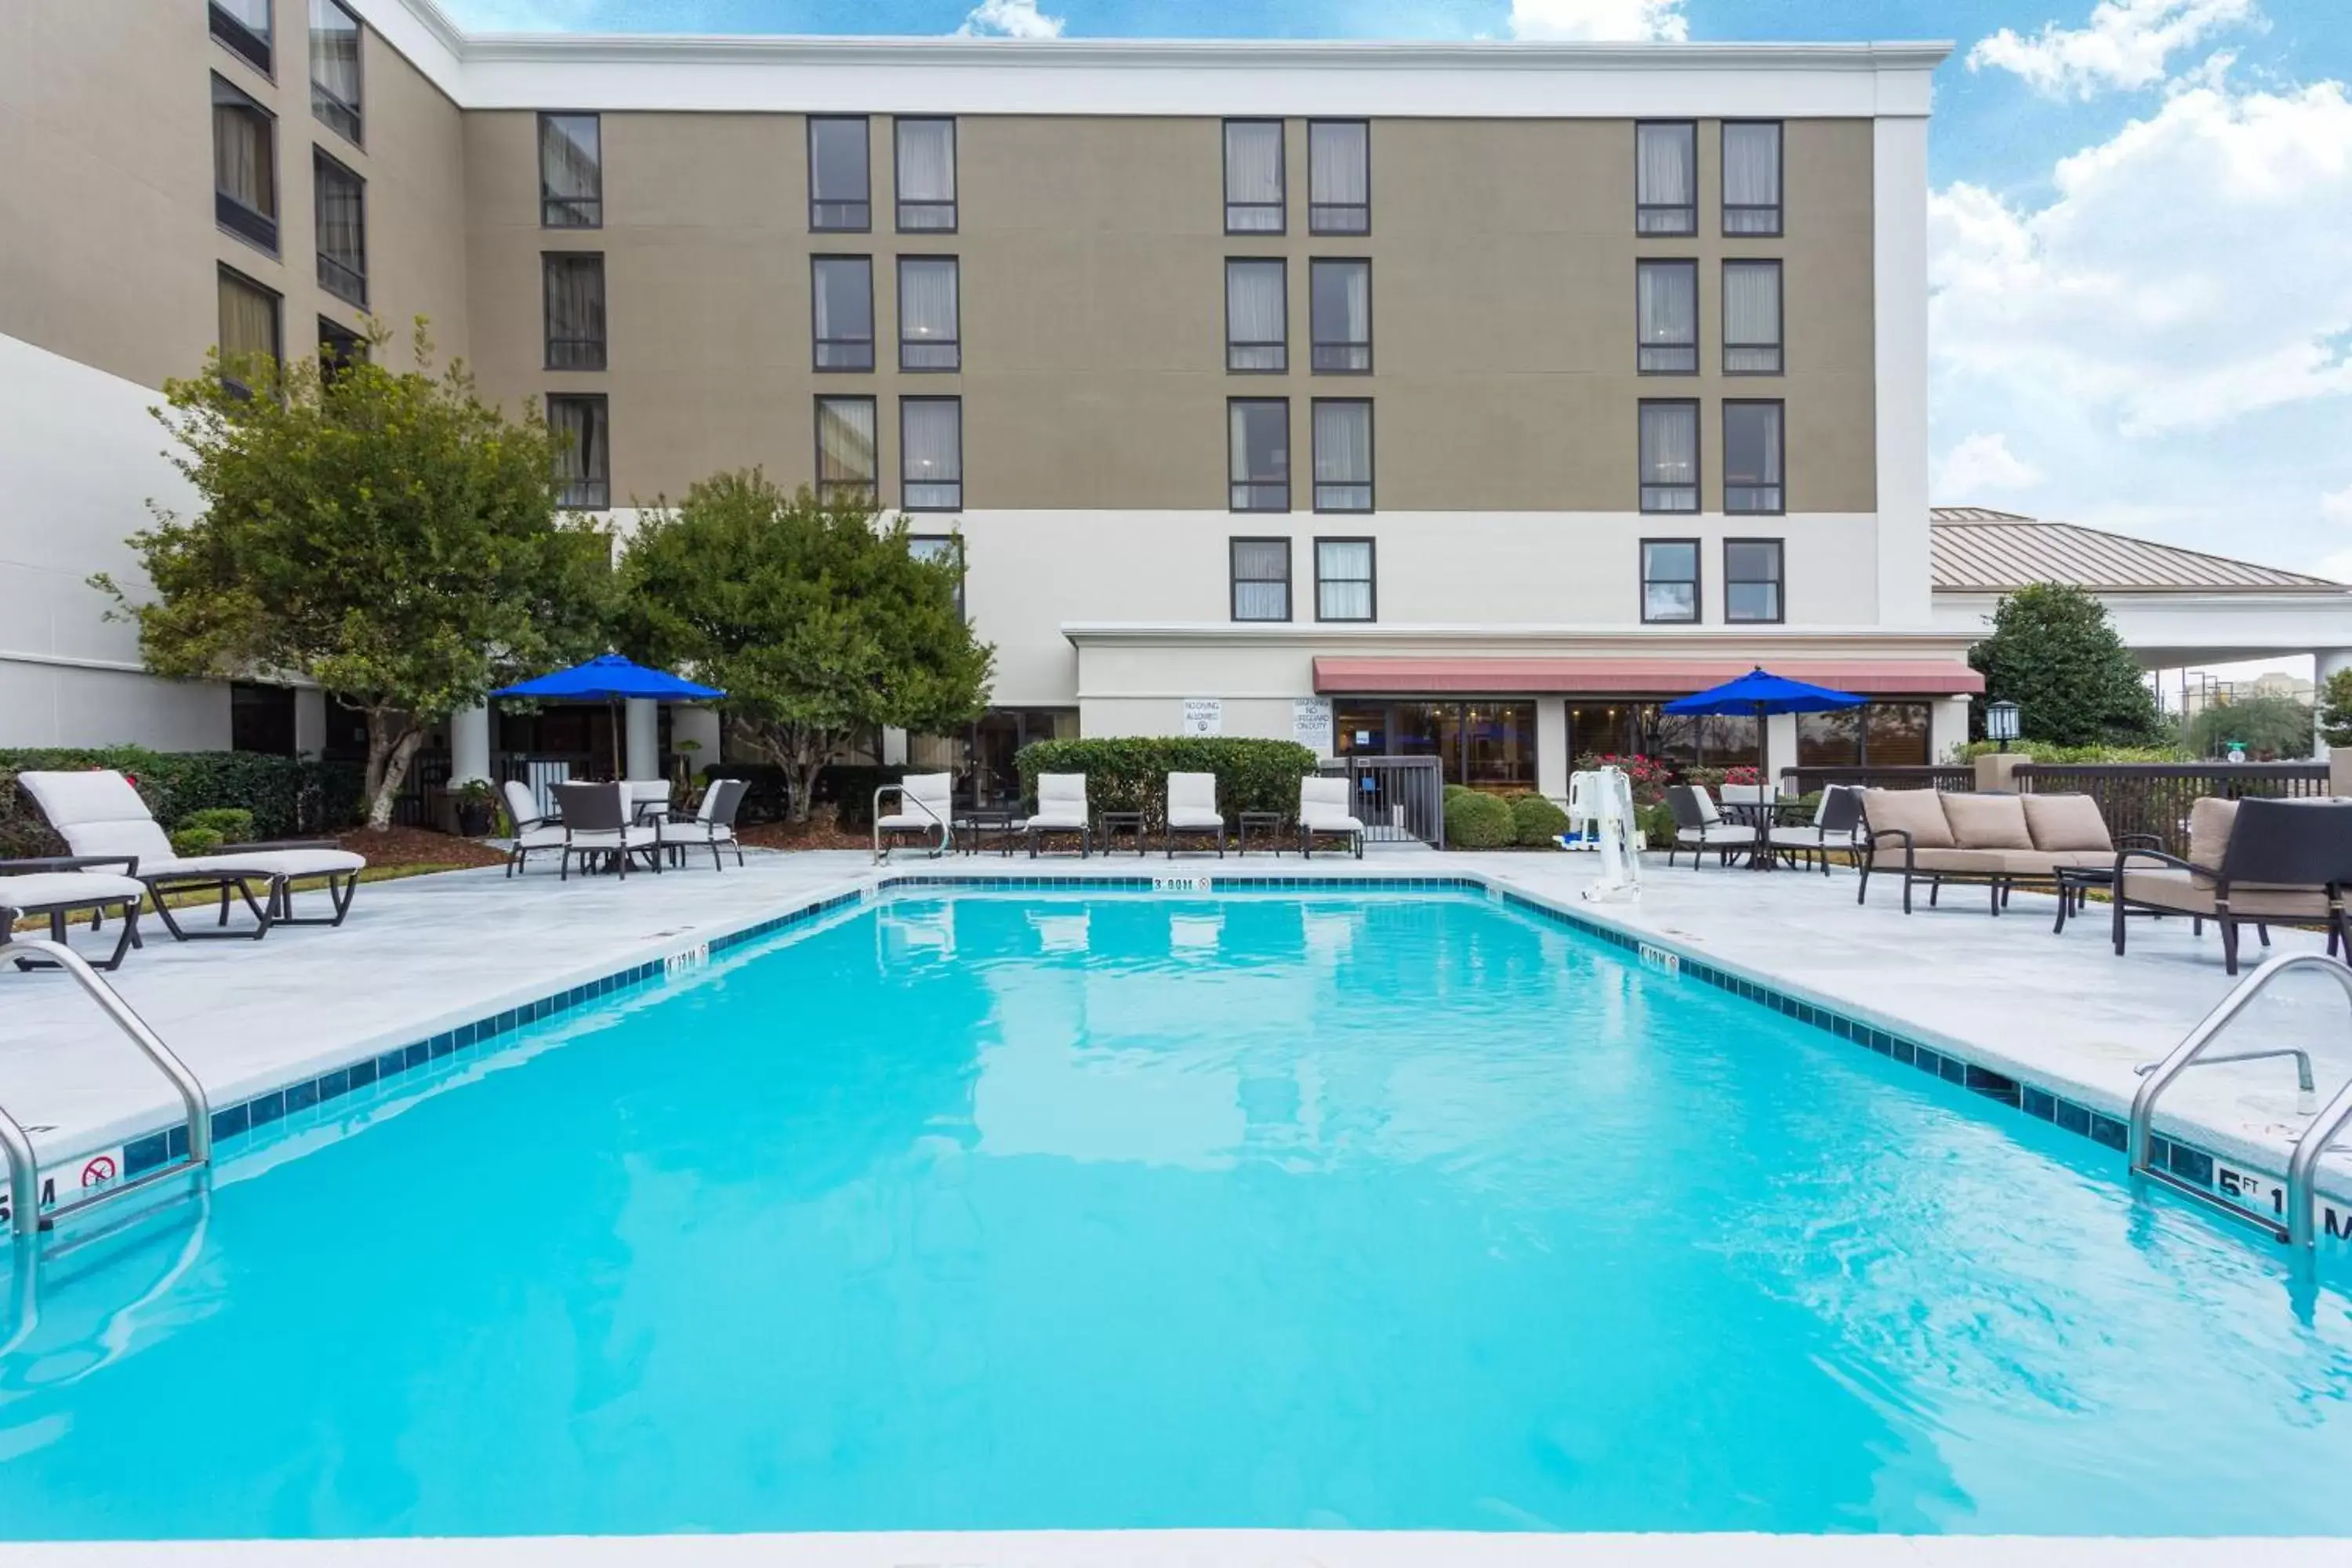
[1014,737,1319,825]
[1444,789,1515,848]
[0,747,365,860]
[1509,793,1570,847]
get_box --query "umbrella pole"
[1754,702,1772,870]
[612,697,622,780]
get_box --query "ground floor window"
[1567,702,1757,770]
[1796,702,1932,768]
[230,681,296,754]
[1332,699,1537,789]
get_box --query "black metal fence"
[1779,764,1976,797]
[1319,756,1447,847]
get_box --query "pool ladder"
[2,938,212,1243]
[2129,952,2352,1248]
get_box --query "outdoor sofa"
[1858,789,2156,916]
[2111,796,2352,975]
[0,857,148,971]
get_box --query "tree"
[615,471,994,822]
[2183,695,2315,760]
[2321,668,2352,749]
[99,322,612,829]
[1967,583,2165,749]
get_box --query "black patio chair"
[2112,797,2352,974]
[554,782,664,880]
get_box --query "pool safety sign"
[1182,699,1223,737]
[0,1145,125,1227]
[1293,698,1334,756]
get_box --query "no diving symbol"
[80,1155,117,1189]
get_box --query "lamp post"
[1987,699,2021,754]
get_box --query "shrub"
[169,826,225,858]
[1444,789,1515,849]
[1639,801,1679,848]
[179,807,256,844]
[0,747,365,859]
[1954,740,2186,764]
[1014,737,1319,826]
[1510,792,1570,846]
[1571,752,1671,805]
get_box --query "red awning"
[1310,657,1984,697]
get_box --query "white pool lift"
[1566,767,1641,902]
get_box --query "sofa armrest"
[0,854,140,877]
[2113,845,2209,882]
[1864,827,1915,869]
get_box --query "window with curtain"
[211,0,271,73]
[1636,259,1696,373]
[1641,538,1699,623]
[1229,399,1290,512]
[217,267,281,395]
[811,256,873,371]
[1722,122,1782,235]
[309,0,361,143]
[1225,259,1286,372]
[539,114,601,228]
[1724,400,1784,514]
[902,397,962,510]
[1635,122,1695,234]
[543,252,606,370]
[1315,539,1375,622]
[313,151,366,307]
[1639,401,1698,513]
[547,394,608,510]
[1309,259,1371,373]
[815,395,877,504]
[898,256,960,371]
[1725,538,1784,622]
[318,315,365,383]
[895,118,956,231]
[212,76,277,252]
[1723,260,1783,374]
[1229,538,1291,622]
[1308,120,1369,234]
[1312,400,1372,512]
[909,535,965,619]
[1224,120,1284,234]
[809,117,870,231]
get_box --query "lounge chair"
[1768,786,1864,876]
[554,781,662,880]
[1298,776,1363,858]
[1662,784,1756,869]
[0,856,148,971]
[625,779,673,826]
[658,779,749,870]
[875,772,953,860]
[1164,772,1227,857]
[1025,773,1091,857]
[16,769,365,940]
[2112,797,2352,974]
[502,780,566,877]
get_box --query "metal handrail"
[2,938,212,1240]
[870,784,949,863]
[2129,952,2352,1248]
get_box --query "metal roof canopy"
[1930,509,2341,595]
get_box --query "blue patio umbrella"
[1664,667,1864,866]
[492,654,724,775]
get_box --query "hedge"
[0,747,365,859]
[1444,789,1515,848]
[1509,793,1570,847]
[1014,737,1319,826]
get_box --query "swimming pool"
[2,887,2349,1538]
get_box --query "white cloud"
[1967,0,2258,99]
[1933,434,2045,501]
[2325,485,2352,525]
[957,0,1064,39]
[1508,0,1686,42]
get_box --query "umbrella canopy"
[1661,667,1864,868]
[492,653,724,702]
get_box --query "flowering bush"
[1573,752,1670,804]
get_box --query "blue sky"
[441,0,2352,648]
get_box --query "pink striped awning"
[1310,658,1984,698]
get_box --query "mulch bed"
[336,826,507,871]
[738,818,871,852]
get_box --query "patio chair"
[658,779,749,870]
[501,780,565,878]
[1164,772,1227,858]
[16,770,365,940]
[875,772,954,861]
[1025,774,1091,858]
[2112,797,2352,975]
[624,779,673,826]
[1662,785,1755,869]
[553,781,662,880]
[1298,776,1364,859]
[1768,786,1864,877]
[0,856,148,971]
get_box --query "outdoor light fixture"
[1987,699,2021,753]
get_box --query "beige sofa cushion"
[2185,797,2237,880]
[2022,793,2114,853]
[2122,867,2332,919]
[1867,846,2012,874]
[1942,793,2034,850]
[1863,789,1955,849]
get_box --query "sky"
[435,0,2352,619]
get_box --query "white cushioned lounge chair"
[502,780,566,877]
[0,858,150,970]
[875,772,953,861]
[1298,776,1364,859]
[1025,773,1091,858]
[1164,771,1227,858]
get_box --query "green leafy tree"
[2183,695,2316,760]
[2321,668,2352,749]
[1967,583,2165,749]
[615,471,994,822]
[97,322,612,829]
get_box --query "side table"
[1237,811,1286,855]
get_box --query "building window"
[1723,122,1782,236]
[548,394,608,510]
[314,151,366,307]
[318,315,365,382]
[1225,259,1286,372]
[1641,538,1700,623]
[1229,398,1289,512]
[212,75,278,253]
[1230,537,1291,622]
[230,681,297,755]
[809,116,870,232]
[811,256,874,372]
[898,256,960,371]
[1724,260,1783,375]
[1725,538,1784,623]
[217,267,281,396]
[1724,401,1784,514]
[1333,701,1537,790]
[1635,122,1696,235]
[1308,120,1369,234]
[539,114,601,228]
[909,534,965,619]
[211,0,271,74]
[815,395,877,505]
[543,252,606,371]
[1224,120,1284,234]
[309,0,361,143]
[902,397,962,510]
[1636,259,1696,374]
[1315,538,1376,622]
[1312,400,1373,513]
[1639,400,1699,513]
[1798,702,1930,768]
[895,118,956,232]
[1310,259,1371,373]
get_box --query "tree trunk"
[744,719,830,825]
[362,710,425,831]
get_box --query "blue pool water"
[3,890,2351,1538]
